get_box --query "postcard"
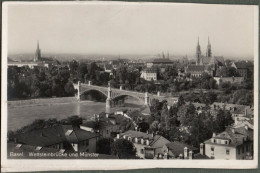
[1,1,258,172]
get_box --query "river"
[7,98,145,131]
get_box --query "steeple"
[196,37,201,65]
[34,40,41,62]
[206,36,212,57]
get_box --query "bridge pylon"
[106,86,113,109]
[144,92,149,105]
[77,81,81,101]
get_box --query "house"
[140,68,157,81]
[203,126,253,160]
[104,64,113,74]
[231,61,253,80]
[116,130,170,159]
[161,141,199,159]
[14,124,100,153]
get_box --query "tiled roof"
[119,130,170,148]
[15,124,100,147]
[165,141,198,157]
[204,126,253,147]
[186,65,205,72]
[193,153,211,159]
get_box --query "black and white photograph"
[1,1,258,171]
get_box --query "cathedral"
[185,37,224,77]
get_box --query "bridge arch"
[112,94,145,104]
[80,88,108,98]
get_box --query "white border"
[1,1,259,172]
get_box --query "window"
[107,130,109,134]
[238,147,240,155]
[141,149,144,154]
[226,149,230,155]
[242,147,244,153]
[246,145,249,152]
[211,147,214,156]
[225,141,228,144]
[214,139,216,143]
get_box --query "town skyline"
[7,2,255,59]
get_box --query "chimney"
[231,128,235,133]
[164,152,169,160]
[106,113,109,118]
[245,125,248,130]
[200,143,205,155]
[135,126,138,131]
[147,130,149,134]
[189,150,194,160]
[184,147,189,158]
[151,133,154,137]
[117,134,120,139]
[212,132,216,137]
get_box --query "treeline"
[8,66,75,100]
[137,97,234,148]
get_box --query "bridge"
[73,81,178,109]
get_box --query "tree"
[111,139,136,159]
[64,82,75,96]
[177,103,196,127]
[60,115,83,127]
[97,138,113,155]
[138,122,150,133]
[160,103,170,130]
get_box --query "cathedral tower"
[34,41,41,62]
[206,37,212,57]
[196,37,202,65]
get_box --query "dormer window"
[35,146,42,151]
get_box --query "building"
[146,53,173,68]
[231,61,253,80]
[140,68,157,81]
[116,130,170,159]
[203,126,253,160]
[161,141,199,159]
[7,62,48,69]
[80,114,120,139]
[185,37,225,77]
[214,76,244,85]
[14,124,100,153]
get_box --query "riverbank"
[8,97,78,108]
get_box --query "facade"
[140,68,157,81]
[203,126,253,160]
[116,130,170,159]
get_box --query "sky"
[6,2,256,58]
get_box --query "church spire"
[206,36,212,57]
[196,36,201,65]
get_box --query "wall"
[205,143,236,160]
[214,77,244,85]
[8,97,77,107]
[88,137,98,153]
